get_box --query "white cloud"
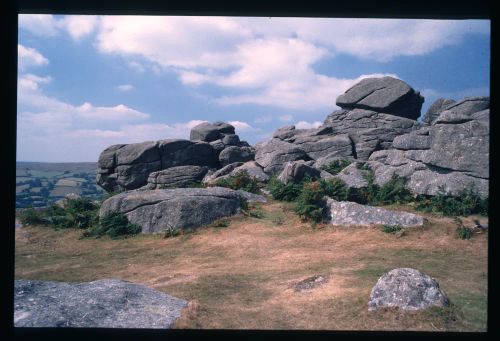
[94,15,470,110]
[16,72,212,161]
[19,14,99,40]
[278,114,293,122]
[19,14,59,37]
[295,120,322,129]
[240,18,490,62]
[18,74,52,91]
[228,120,256,132]
[18,45,49,70]
[254,116,272,124]
[128,61,146,73]
[421,87,490,102]
[20,15,488,111]
[59,15,99,40]
[75,102,149,120]
[215,72,397,110]
[115,84,135,92]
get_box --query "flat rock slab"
[292,275,329,292]
[368,268,449,311]
[326,198,425,227]
[14,279,188,328]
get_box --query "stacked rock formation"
[257,77,425,175]
[258,77,489,198]
[96,121,255,192]
[95,76,489,233]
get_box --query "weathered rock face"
[189,121,235,142]
[336,76,424,120]
[145,166,208,189]
[326,198,425,227]
[99,187,266,233]
[367,98,489,197]
[254,138,311,174]
[265,77,425,165]
[96,121,256,192]
[368,268,449,311]
[421,98,456,124]
[203,161,269,185]
[277,160,321,184]
[333,162,370,189]
[322,109,423,160]
[218,146,256,167]
[14,279,187,328]
[97,139,218,192]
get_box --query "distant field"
[15,161,103,208]
[49,186,83,198]
[28,170,65,178]
[16,185,30,193]
[55,179,82,187]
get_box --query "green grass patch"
[381,225,403,234]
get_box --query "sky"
[17,15,490,162]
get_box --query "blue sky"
[17,15,490,162]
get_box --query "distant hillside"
[16,161,104,209]
[17,162,98,173]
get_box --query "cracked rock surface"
[14,279,187,328]
[368,268,449,311]
[99,187,266,233]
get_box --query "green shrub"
[456,226,473,239]
[321,159,352,175]
[319,178,348,201]
[248,209,265,219]
[212,218,230,227]
[83,212,141,239]
[415,185,488,217]
[214,170,260,193]
[294,181,325,223]
[163,227,181,238]
[100,189,124,202]
[381,224,403,234]
[18,207,45,225]
[356,162,372,171]
[272,216,284,225]
[372,175,413,205]
[266,176,303,202]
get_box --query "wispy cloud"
[19,15,490,111]
[19,14,99,40]
[294,120,322,129]
[18,45,49,71]
[16,73,215,161]
[115,84,135,92]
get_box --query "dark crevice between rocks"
[435,118,474,125]
[424,164,488,179]
[349,136,358,159]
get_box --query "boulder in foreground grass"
[14,279,187,328]
[325,198,425,227]
[368,268,449,311]
[99,187,266,233]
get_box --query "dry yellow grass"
[15,201,488,331]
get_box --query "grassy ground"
[15,200,488,331]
